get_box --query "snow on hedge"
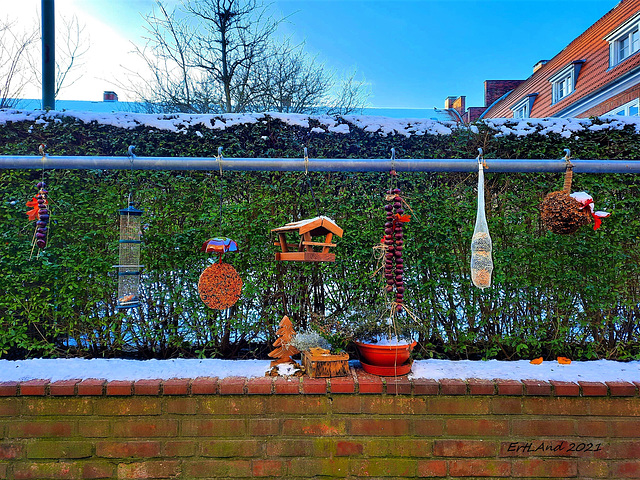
[1,108,640,138]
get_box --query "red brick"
[266,439,332,457]
[512,458,577,477]
[77,379,105,396]
[200,396,266,415]
[0,398,19,415]
[348,418,409,436]
[364,438,432,457]
[27,440,92,459]
[191,376,218,395]
[163,378,190,395]
[580,381,608,396]
[0,464,6,479]
[330,376,355,394]
[19,379,49,396]
[248,418,280,436]
[79,420,110,438]
[246,377,273,394]
[105,380,132,396]
[575,419,609,437]
[589,397,640,416]
[578,459,609,478]
[611,461,640,478]
[182,419,246,437]
[522,379,551,395]
[49,379,80,396]
[608,441,640,459]
[386,376,411,394]
[274,377,300,394]
[112,419,179,437]
[116,460,180,479]
[0,381,19,396]
[417,460,447,477]
[200,440,260,457]
[362,396,424,415]
[350,458,416,477]
[252,459,284,477]
[607,381,637,396]
[512,419,575,436]
[27,397,91,416]
[434,439,498,457]
[82,462,115,479]
[414,418,445,436]
[0,443,24,459]
[610,419,640,437]
[12,461,79,479]
[440,379,467,395]
[96,441,161,458]
[185,460,252,478]
[332,395,362,413]
[8,421,74,438]
[336,440,363,456]
[491,396,522,414]
[282,418,346,436]
[522,397,587,416]
[426,397,491,414]
[413,378,439,395]
[219,376,245,395]
[447,418,509,437]
[134,379,161,395]
[356,373,383,394]
[99,397,161,415]
[496,379,523,395]
[301,377,327,394]
[162,440,196,457]
[468,378,495,395]
[264,396,327,414]
[164,397,197,415]
[449,459,510,477]
[551,380,580,396]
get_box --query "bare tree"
[326,69,370,116]
[0,18,37,108]
[128,0,369,115]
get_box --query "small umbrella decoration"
[541,150,610,234]
[198,237,243,310]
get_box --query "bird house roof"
[272,216,343,237]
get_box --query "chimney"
[444,96,457,110]
[484,80,524,107]
[103,91,118,102]
[533,60,549,74]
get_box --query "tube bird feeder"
[114,204,144,309]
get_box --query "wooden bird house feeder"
[272,216,343,262]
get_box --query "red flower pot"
[354,339,416,376]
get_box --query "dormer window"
[511,93,538,119]
[606,12,640,67]
[549,61,585,104]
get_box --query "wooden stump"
[302,350,349,378]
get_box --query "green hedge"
[1,113,640,360]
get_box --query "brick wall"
[1,372,639,479]
[578,84,640,117]
[484,80,524,107]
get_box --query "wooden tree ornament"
[272,216,343,262]
[268,316,299,366]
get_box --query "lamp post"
[42,0,55,110]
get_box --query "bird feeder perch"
[272,216,343,262]
[114,205,143,309]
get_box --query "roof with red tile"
[484,0,640,118]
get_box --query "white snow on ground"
[0,358,638,383]
[4,108,640,138]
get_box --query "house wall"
[1,373,639,479]
[578,84,640,117]
[483,0,640,118]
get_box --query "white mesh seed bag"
[471,161,493,289]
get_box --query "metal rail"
[2,155,640,173]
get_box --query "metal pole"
[2,156,640,173]
[41,0,55,110]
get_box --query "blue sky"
[11,0,622,109]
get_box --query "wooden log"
[302,351,350,378]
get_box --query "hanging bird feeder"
[198,237,243,310]
[114,204,144,309]
[272,216,343,262]
[540,150,610,234]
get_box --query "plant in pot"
[351,185,418,376]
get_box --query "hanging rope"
[127,145,136,207]
[304,147,320,217]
